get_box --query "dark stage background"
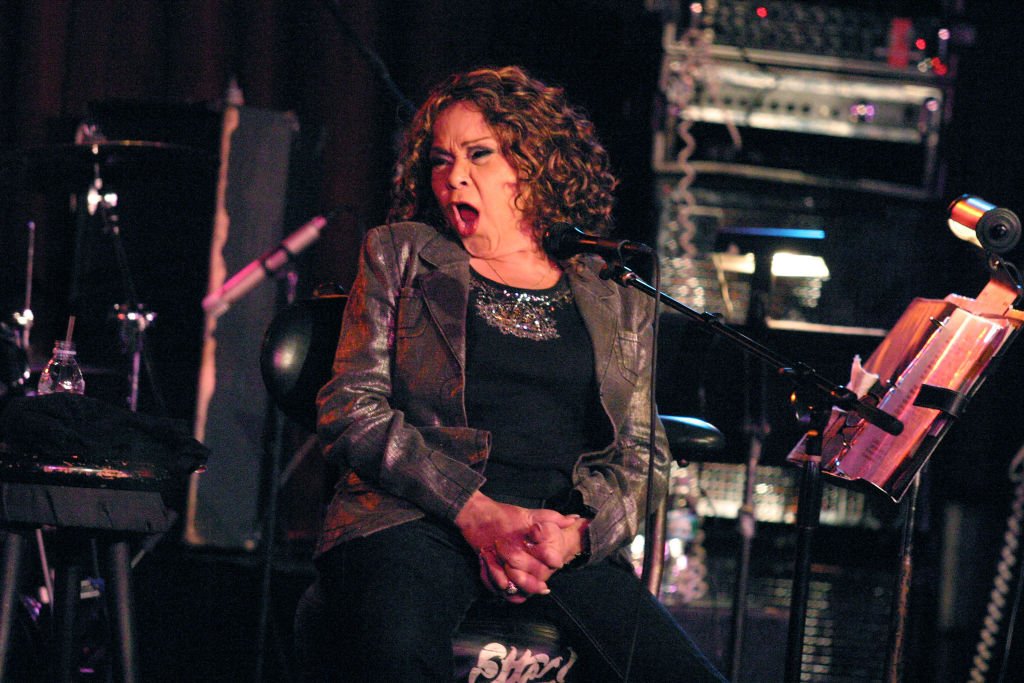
[2,1,1024,681]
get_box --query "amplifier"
[654,55,948,198]
[652,179,943,330]
[668,60,944,144]
[670,462,875,527]
[662,0,954,79]
[653,1,956,199]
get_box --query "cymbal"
[2,140,217,191]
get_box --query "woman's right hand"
[455,491,577,602]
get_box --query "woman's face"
[429,102,529,257]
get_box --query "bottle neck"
[52,341,77,358]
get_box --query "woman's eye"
[470,148,493,162]
[429,156,449,168]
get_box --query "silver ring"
[503,580,519,595]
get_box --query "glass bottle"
[37,340,86,395]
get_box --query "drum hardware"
[112,303,157,414]
[12,220,36,351]
[0,324,29,400]
[2,139,215,193]
[2,133,214,414]
[2,218,37,400]
[2,128,215,680]
[86,153,162,416]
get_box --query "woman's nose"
[447,159,469,188]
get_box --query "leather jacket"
[315,222,669,565]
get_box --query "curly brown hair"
[388,65,618,240]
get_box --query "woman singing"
[313,65,726,682]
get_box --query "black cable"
[623,255,663,682]
[319,0,416,123]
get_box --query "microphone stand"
[728,250,773,682]
[598,261,903,681]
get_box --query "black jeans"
[313,519,727,682]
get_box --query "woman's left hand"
[479,517,589,603]
[456,491,577,602]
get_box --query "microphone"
[202,214,328,319]
[542,223,655,261]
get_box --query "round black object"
[259,295,346,431]
[976,206,1022,255]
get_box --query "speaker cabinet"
[185,106,306,549]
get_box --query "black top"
[465,269,610,502]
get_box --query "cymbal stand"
[113,304,156,413]
[7,219,57,615]
[90,169,161,414]
[11,221,36,350]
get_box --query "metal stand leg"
[783,395,830,683]
[106,539,138,682]
[643,497,668,595]
[884,473,922,682]
[784,456,823,683]
[729,267,771,682]
[255,410,286,681]
[728,433,762,681]
[0,531,27,681]
[53,559,81,683]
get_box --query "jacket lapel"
[417,232,470,369]
[570,265,619,384]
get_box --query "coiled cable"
[662,24,743,258]
[967,440,1024,682]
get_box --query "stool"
[645,416,725,594]
[294,578,579,682]
[660,415,726,464]
[0,446,183,682]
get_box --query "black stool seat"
[659,415,726,465]
[641,416,725,595]
[453,598,578,682]
[294,579,579,682]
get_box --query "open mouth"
[452,202,479,236]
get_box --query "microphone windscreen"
[542,223,582,259]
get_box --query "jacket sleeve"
[315,226,486,523]
[575,287,671,564]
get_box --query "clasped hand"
[455,492,588,604]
